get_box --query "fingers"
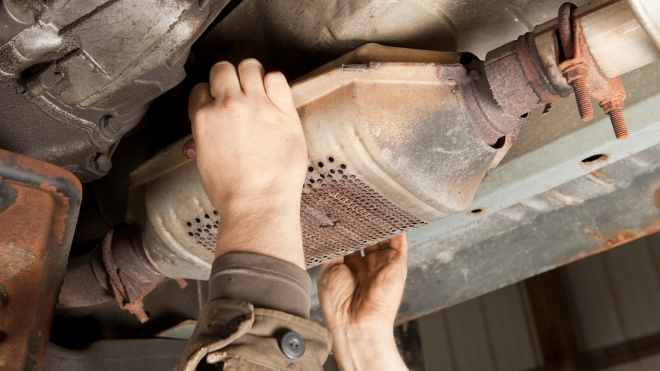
[182,138,196,159]
[209,61,241,100]
[264,71,295,113]
[363,243,380,254]
[343,252,369,280]
[389,233,408,259]
[318,256,344,280]
[188,83,214,121]
[237,59,266,96]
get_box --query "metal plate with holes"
[302,160,425,265]
[185,211,219,252]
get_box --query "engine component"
[0,0,229,182]
[126,44,522,279]
[59,226,180,322]
[0,149,81,371]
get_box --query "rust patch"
[556,222,660,267]
[586,170,613,187]
[0,149,81,371]
[580,153,609,169]
[0,245,34,277]
[301,167,426,266]
[485,33,560,116]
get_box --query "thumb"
[182,138,196,159]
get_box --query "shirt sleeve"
[207,253,312,319]
[175,253,331,371]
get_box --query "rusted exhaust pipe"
[486,0,660,139]
[59,226,173,323]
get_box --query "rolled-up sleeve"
[208,253,312,319]
[175,253,331,371]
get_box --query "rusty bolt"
[561,63,594,121]
[572,78,594,121]
[600,97,628,140]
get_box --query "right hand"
[185,59,307,214]
[185,59,308,268]
[317,234,409,370]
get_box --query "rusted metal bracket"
[557,2,628,140]
[0,149,82,371]
[97,227,185,323]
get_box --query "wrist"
[213,192,306,270]
[332,331,405,371]
[212,188,300,218]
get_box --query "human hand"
[185,59,307,268]
[317,234,409,371]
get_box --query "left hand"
[317,234,409,371]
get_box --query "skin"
[186,58,408,371]
[186,58,307,269]
[318,235,409,371]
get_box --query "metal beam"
[312,139,660,323]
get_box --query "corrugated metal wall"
[565,233,660,371]
[418,284,541,371]
[416,232,660,371]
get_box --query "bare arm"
[185,58,307,270]
[176,59,331,371]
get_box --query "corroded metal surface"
[557,2,629,139]
[0,149,82,370]
[485,33,562,117]
[301,163,426,265]
[59,226,173,323]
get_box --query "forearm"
[214,192,306,270]
[332,330,409,371]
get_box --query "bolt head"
[92,153,112,173]
[100,115,122,137]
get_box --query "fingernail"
[185,148,196,159]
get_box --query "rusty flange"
[102,227,188,323]
[59,225,186,323]
[557,2,628,140]
[485,33,563,117]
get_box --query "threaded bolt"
[572,77,594,121]
[608,109,628,140]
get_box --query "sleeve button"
[280,331,306,359]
